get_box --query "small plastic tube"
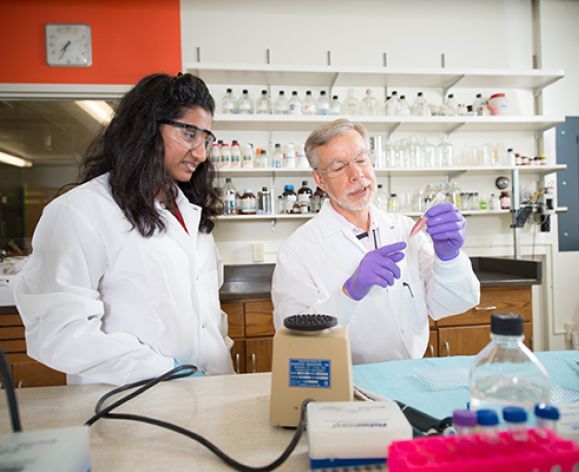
[503,406,528,441]
[534,403,560,432]
[408,192,447,238]
[476,409,500,442]
[452,409,477,435]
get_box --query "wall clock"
[45,23,92,67]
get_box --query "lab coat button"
[400,328,406,334]
[202,322,207,329]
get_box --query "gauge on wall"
[45,23,92,67]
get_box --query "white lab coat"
[14,174,234,385]
[272,201,480,363]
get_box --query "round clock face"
[45,23,92,67]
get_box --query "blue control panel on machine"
[289,359,331,388]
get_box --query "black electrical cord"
[85,365,311,472]
[0,344,22,432]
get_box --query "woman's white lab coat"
[14,174,234,385]
[272,201,480,364]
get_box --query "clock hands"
[58,40,72,60]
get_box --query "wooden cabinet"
[0,309,66,388]
[222,299,275,373]
[433,285,533,357]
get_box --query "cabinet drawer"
[222,301,244,338]
[0,339,26,353]
[11,361,66,388]
[438,322,532,357]
[0,313,23,327]
[245,337,273,373]
[0,326,25,340]
[437,286,531,327]
[424,329,438,358]
[245,300,275,337]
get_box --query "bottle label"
[298,193,311,204]
[240,197,256,213]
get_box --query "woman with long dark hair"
[14,73,234,385]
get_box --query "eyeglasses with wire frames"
[158,119,217,154]
[315,149,374,178]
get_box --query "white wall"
[540,0,579,349]
[180,0,578,349]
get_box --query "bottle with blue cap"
[534,403,560,432]
[469,313,551,414]
[476,409,500,441]
[503,406,528,441]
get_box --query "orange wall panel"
[0,0,181,84]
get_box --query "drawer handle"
[17,380,23,388]
[475,305,497,311]
[235,353,240,374]
[444,341,451,357]
[251,353,257,373]
[429,344,435,357]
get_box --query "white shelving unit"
[190,63,566,249]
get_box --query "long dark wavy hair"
[78,73,221,236]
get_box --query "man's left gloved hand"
[425,202,466,261]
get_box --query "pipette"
[408,192,447,238]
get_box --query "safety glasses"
[317,149,374,179]
[159,119,217,154]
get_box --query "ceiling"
[0,100,117,165]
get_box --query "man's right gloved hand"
[343,241,407,301]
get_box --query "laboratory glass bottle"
[221,88,237,114]
[274,91,290,115]
[302,90,317,115]
[506,148,516,166]
[284,143,296,169]
[241,143,254,169]
[210,143,221,167]
[343,89,359,115]
[452,409,477,436]
[296,144,309,169]
[230,140,241,168]
[222,178,237,215]
[443,93,458,116]
[256,90,272,114]
[360,89,378,115]
[257,187,272,215]
[256,149,269,168]
[411,92,431,116]
[398,95,411,116]
[239,189,257,215]
[272,143,283,169]
[312,186,325,213]
[236,89,254,114]
[282,185,297,214]
[317,90,330,115]
[329,95,341,115]
[374,184,388,211]
[297,180,313,213]
[386,91,400,115]
[388,193,400,212]
[472,93,486,116]
[220,143,231,168]
[469,313,551,414]
[289,91,303,115]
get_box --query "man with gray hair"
[271,119,480,363]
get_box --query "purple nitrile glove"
[425,202,466,261]
[344,241,407,301]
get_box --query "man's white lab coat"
[272,202,480,363]
[14,174,233,385]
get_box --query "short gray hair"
[304,119,368,169]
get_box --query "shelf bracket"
[386,122,400,140]
[271,219,277,232]
[533,76,560,98]
[442,75,465,97]
[445,122,464,137]
[447,169,466,180]
[329,73,339,95]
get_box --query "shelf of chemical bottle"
[214,207,568,221]
[211,114,564,133]
[216,164,566,178]
[186,63,564,91]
